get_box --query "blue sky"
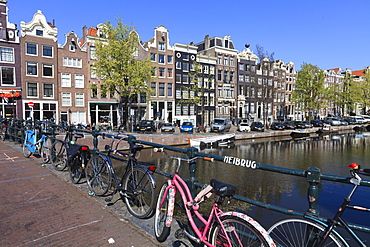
[7,0,370,71]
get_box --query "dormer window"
[70,41,76,52]
[36,30,43,36]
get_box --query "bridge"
[2,118,370,246]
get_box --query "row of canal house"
[0,0,301,127]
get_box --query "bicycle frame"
[103,134,156,197]
[159,173,241,246]
[312,171,369,246]
[24,129,48,154]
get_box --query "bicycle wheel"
[154,182,171,242]
[267,216,345,247]
[208,215,270,247]
[0,126,5,141]
[122,165,155,219]
[85,155,112,196]
[22,141,33,158]
[51,141,67,171]
[40,138,51,163]
[69,154,84,184]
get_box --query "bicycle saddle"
[73,133,84,139]
[210,179,236,198]
[132,144,143,152]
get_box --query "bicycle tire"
[208,215,271,247]
[154,182,171,242]
[85,155,112,196]
[122,165,155,219]
[40,138,51,163]
[0,126,5,141]
[51,140,67,171]
[22,141,33,158]
[267,216,346,247]
[69,153,84,184]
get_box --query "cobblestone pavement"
[0,141,162,247]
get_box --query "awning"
[0,91,21,98]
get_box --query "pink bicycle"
[153,148,275,247]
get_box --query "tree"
[292,63,325,119]
[92,18,153,131]
[353,69,370,114]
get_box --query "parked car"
[283,121,296,130]
[136,120,156,133]
[270,122,285,130]
[160,123,175,133]
[353,116,366,124]
[302,121,313,128]
[210,118,231,132]
[361,115,370,124]
[251,122,264,132]
[326,117,341,126]
[293,121,306,129]
[343,117,356,125]
[180,122,194,133]
[310,120,323,127]
[340,119,349,125]
[238,122,251,132]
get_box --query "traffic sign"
[28,102,34,108]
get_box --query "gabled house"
[0,0,21,118]
[20,10,58,120]
[57,31,88,125]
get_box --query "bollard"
[306,166,321,216]
[20,119,25,145]
[187,147,199,198]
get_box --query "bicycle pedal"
[105,198,112,202]
[174,229,185,239]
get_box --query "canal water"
[116,131,370,243]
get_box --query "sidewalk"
[0,141,161,247]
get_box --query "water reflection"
[113,132,370,240]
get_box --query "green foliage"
[292,63,325,116]
[91,17,153,127]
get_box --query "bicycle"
[50,125,90,184]
[0,118,9,141]
[267,163,370,247]
[153,147,276,247]
[85,132,157,219]
[22,122,52,163]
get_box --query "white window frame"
[1,66,15,86]
[61,73,71,87]
[63,57,82,68]
[43,83,54,98]
[62,92,72,106]
[42,63,54,78]
[42,45,53,58]
[27,82,38,98]
[26,62,38,76]
[26,43,37,56]
[75,74,84,88]
[0,47,14,62]
[75,93,84,107]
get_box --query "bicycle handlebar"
[348,163,370,176]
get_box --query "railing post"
[187,147,199,198]
[20,119,25,145]
[91,129,100,156]
[306,166,321,216]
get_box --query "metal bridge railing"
[2,117,370,234]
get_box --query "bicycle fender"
[221,211,276,247]
[304,215,350,246]
[137,165,157,188]
[166,180,175,227]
